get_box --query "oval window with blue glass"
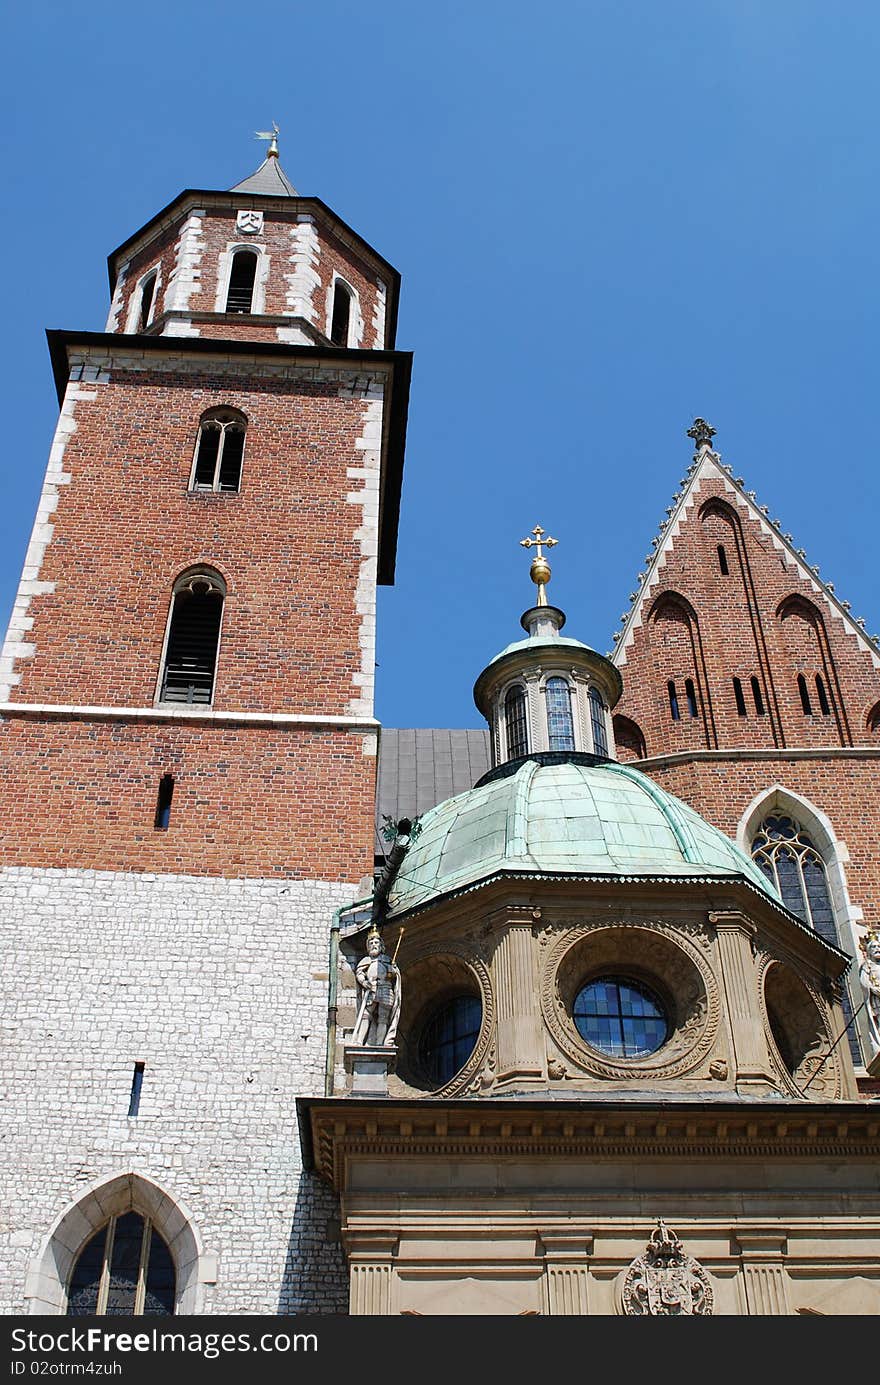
[573,975,668,1058]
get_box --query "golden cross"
[519,525,558,606]
[520,524,558,561]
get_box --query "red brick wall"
[616,472,880,759]
[113,205,387,345]
[0,717,374,880]
[11,366,375,716]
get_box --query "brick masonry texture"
[0,868,352,1314]
[0,718,376,880]
[614,465,880,756]
[113,204,388,348]
[7,365,382,718]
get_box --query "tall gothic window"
[589,687,608,755]
[751,813,860,1064]
[504,685,528,759]
[190,409,246,492]
[225,249,258,312]
[159,571,225,705]
[545,677,575,752]
[67,1212,175,1316]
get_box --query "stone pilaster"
[348,1235,398,1316]
[538,1233,593,1315]
[492,912,544,1081]
[734,1230,791,1315]
[711,911,775,1092]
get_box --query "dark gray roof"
[231,156,298,197]
[375,728,491,855]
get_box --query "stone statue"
[352,927,401,1048]
[858,930,880,1051]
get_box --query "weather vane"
[520,524,558,606]
[255,122,280,157]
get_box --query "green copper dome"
[386,754,778,918]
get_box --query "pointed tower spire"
[231,124,298,197]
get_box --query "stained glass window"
[505,685,528,759]
[67,1212,175,1316]
[545,678,575,752]
[573,976,668,1059]
[420,995,482,1086]
[751,813,861,1064]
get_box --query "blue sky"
[2,1,877,727]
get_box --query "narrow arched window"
[225,250,258,312]
[684,678,698,718]
[504,685,528,759]
[751,676,765,715]
[67,1212,175,1316]
[751,813,860,1065]
[330,280,352,346]
[589,687,608,755]
[733,677,747,716]
[545,677,575,752]
[160,571,225,705]
[190,409,246,493]
[798,673,813,715]
[137,271,157,331]
[815,674,831,716]
[667,679,680,721]
[717,544,729,575]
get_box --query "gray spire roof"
[231,155,297,197]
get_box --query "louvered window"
[225,250,258,313]
[160,573,225,705]
[330,280,352,345]
[191,409,246,492]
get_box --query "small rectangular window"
[733,677,747,716]
[128,1063,145,1118]
[668,680,680,721]
[154,775,175,830]
[751,676,765,715]
[717,544,729,575]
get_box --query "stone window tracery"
[66,1211,175,1316]
[190,408,246,493]
[751,812,859,1064]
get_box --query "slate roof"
[375,728,491,856]
[231,156,298,197]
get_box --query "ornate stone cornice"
[298,1096,880,1193]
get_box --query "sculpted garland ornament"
[621,1221,714,1316]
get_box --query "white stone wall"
[0,867,353,1315]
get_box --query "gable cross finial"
[687,418,716,454]
[255,122,280,158]
[520,524,558,607]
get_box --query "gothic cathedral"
[1,143,878,1318]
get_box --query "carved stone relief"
[619,1221,714,1316]
[541,921,719,1080]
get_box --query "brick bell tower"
[0,135,411,1315]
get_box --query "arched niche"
[612,713,647,762]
